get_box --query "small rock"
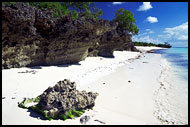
[80,115,90,124]
[11,97,16,99]
[94,119,106,124]
[129,68,134,69]
[128,80,131,83]
[2,97,5,99]
[103,83,105,85]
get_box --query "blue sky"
[95,2,188,47]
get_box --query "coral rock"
[38,79,98,116]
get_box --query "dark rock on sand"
[80,115,90,124]
[94,119,106,124]
[38,79,98,118]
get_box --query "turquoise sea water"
[154,47,188,124]
[155,47,188,81]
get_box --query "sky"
[95,2,188,47]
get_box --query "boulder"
[38,79,98,117]
[18,79,98,120]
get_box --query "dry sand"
[3,46,183,125]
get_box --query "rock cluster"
[38,79,98,118]
[98,28,134,57]
[2,2,137,69]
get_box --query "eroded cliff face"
[2,3,52,68]
[2,3,136,69]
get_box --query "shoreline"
[154,56,188,125]
[3,46,187,125]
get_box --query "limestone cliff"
[2,3,137,69]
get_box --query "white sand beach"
[2,46,187,125]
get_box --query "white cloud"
[137,2,152,11]
[163,22,188,41]
[145,29,154,34]
[133,22,188,47]
[146,16,158,23]
[112,2,123,5]
[138,33,148,36]
[156,22,188,47]
[132,35,159,43]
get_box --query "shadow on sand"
[27,63,81,69]
[27,108,49,121]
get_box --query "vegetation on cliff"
[112,8,139,35]
[2,2,138,32]
[134,41,172,48]
[3,2,103,20]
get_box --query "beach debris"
[94,119,106,124]
[80,115,90,124]
[160,83,164,86]
[18,70,37,74]
[136,55,141,59]
[147,50,155,53]
[18,79,98,121]
[18,97,40,109]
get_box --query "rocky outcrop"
[2,2,137,69]
[18,79,98,120]
[44,15,113,65]
[2,3,52,68]
[98,28,138,57]
[39,79,98,114]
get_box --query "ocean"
[154,47,188,124]
[155,47,188,82]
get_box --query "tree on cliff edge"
[29,2,102,19]
[2,2,103,20]
[113,8,139,35]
